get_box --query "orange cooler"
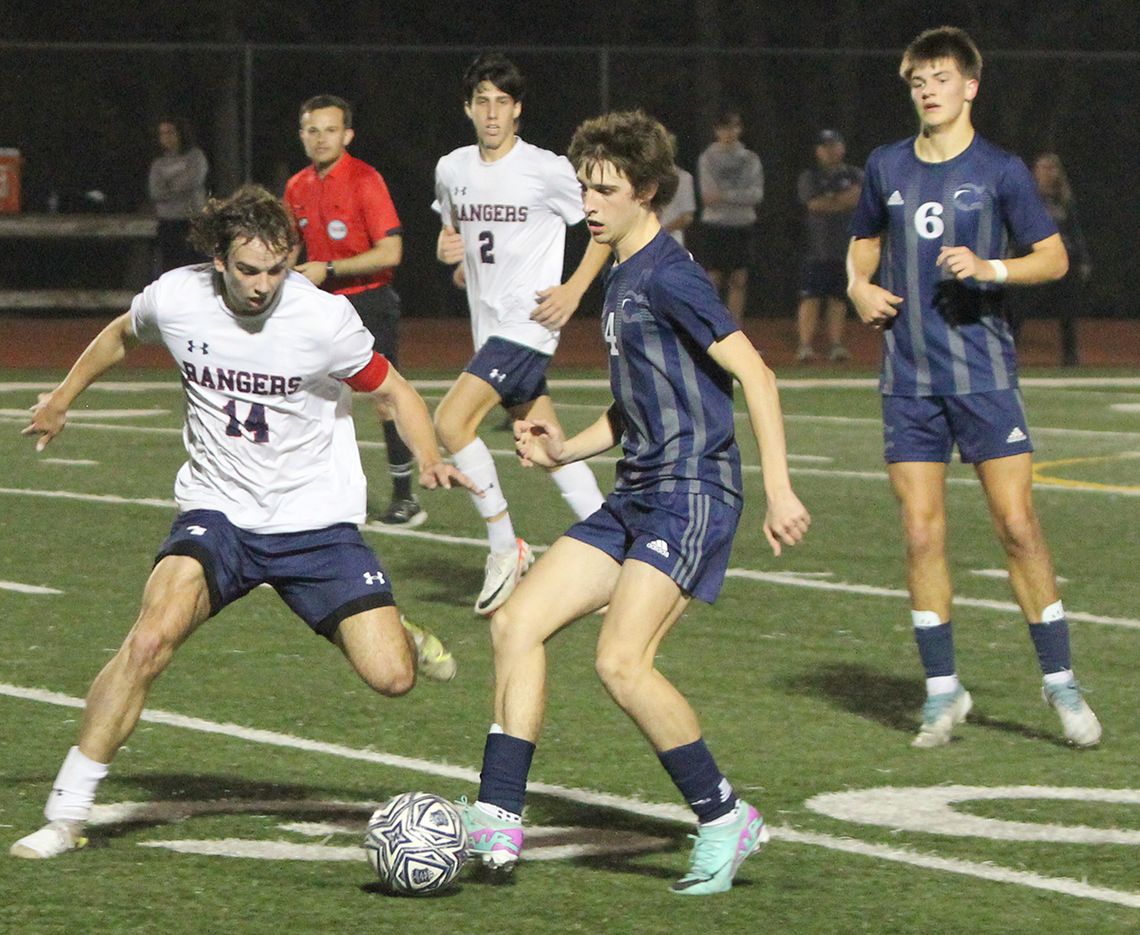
[0,148,22,213]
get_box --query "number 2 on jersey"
[478,230,495,264]
[223,400,269,444]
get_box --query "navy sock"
[914,621,956,679]
[1029,619,1072,674]
[658,738,737,824]
[383,421,414,500]
[476,732,534,817]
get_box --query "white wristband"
[990,259,1009,284]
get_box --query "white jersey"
[433,137,585,355]
[129,266,376,534]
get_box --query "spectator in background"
[795,129,862,362]
[148,118,209,272]
[658,133,696,247]
[697,110,764,323]
[1011,153,1091,366]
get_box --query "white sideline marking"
[3,682,1137,907]
[724,569,1140,629]
[40,458,99,466]
[0,408,168,420]
[807,785,1140,845]
[0,580,62,595]
[1,486,1136,628]
[969,568,1069,584]
[777,827,1140,909]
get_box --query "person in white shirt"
[657,134,697,247]
[433,52,608,616]
[11,186,474,860]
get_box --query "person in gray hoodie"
[697,111,764,323]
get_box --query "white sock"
[549,461,604,520]
[451,438,514,549]
[1043,668,1074,687]
[926,675,960,696]
[486,515,517,554]
[474,800,522,824]
[701,802,741,827]
[44,746,109,824]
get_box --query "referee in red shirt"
[285,95,424,527]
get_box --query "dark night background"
[2,1,1137,320]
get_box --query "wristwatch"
[326,260,336,279]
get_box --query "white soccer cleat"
[912,685,972,748]
[475,538,534,617]
[1043,680,1102,747]
[9,820,88,859]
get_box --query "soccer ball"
[364,792,469,895]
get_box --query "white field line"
[1,681,1136,908]
[5,419,1139,490]
[7,377,1140,393]
[2,486,1137,628]
[0,580,63,595]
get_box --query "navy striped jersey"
[602,229,743,508]
[851,134,1058,396]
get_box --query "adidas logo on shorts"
[1006,426,1027,444]
[646,539,670,558]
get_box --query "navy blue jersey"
[602,229,743,508]
[851,134,1058,396]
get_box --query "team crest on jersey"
[327,220,348,240]
[952,184,988,211]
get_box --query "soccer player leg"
[884,397,968,747]
[512,394,605,521]
[971,439,1102,747]
[462,536,621,873]
[435,369,529,613]
[12,545,215,859]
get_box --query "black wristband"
[326,261,336,279]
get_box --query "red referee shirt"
[284,152,402,295]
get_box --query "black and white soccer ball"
[364,792,469,895]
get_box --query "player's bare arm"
[847,236,903,330]
[937,232,1068,285]
[708,331,811,556]
[295,236,403,287]
[436,225,464,265]
[531,239,612,329]
[369,367,478,493]
[23,312,138,451]
[515,404,619,469]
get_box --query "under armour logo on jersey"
[646,539,670,558]
[488,368,507,383]
[1006,426,1027,444]
[452,186,467,196]
[186,525,208,536]
[887,190,904,206]
[187,340,209,355]
[363,571,386,586]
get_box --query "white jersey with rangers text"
[130,266,377,533]
[433,138,584,355]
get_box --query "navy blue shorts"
[464,337,552,409]
[156,509,395,640]
[799,259,848,300]
[564,490,741,604]
[882,390,1034,464]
